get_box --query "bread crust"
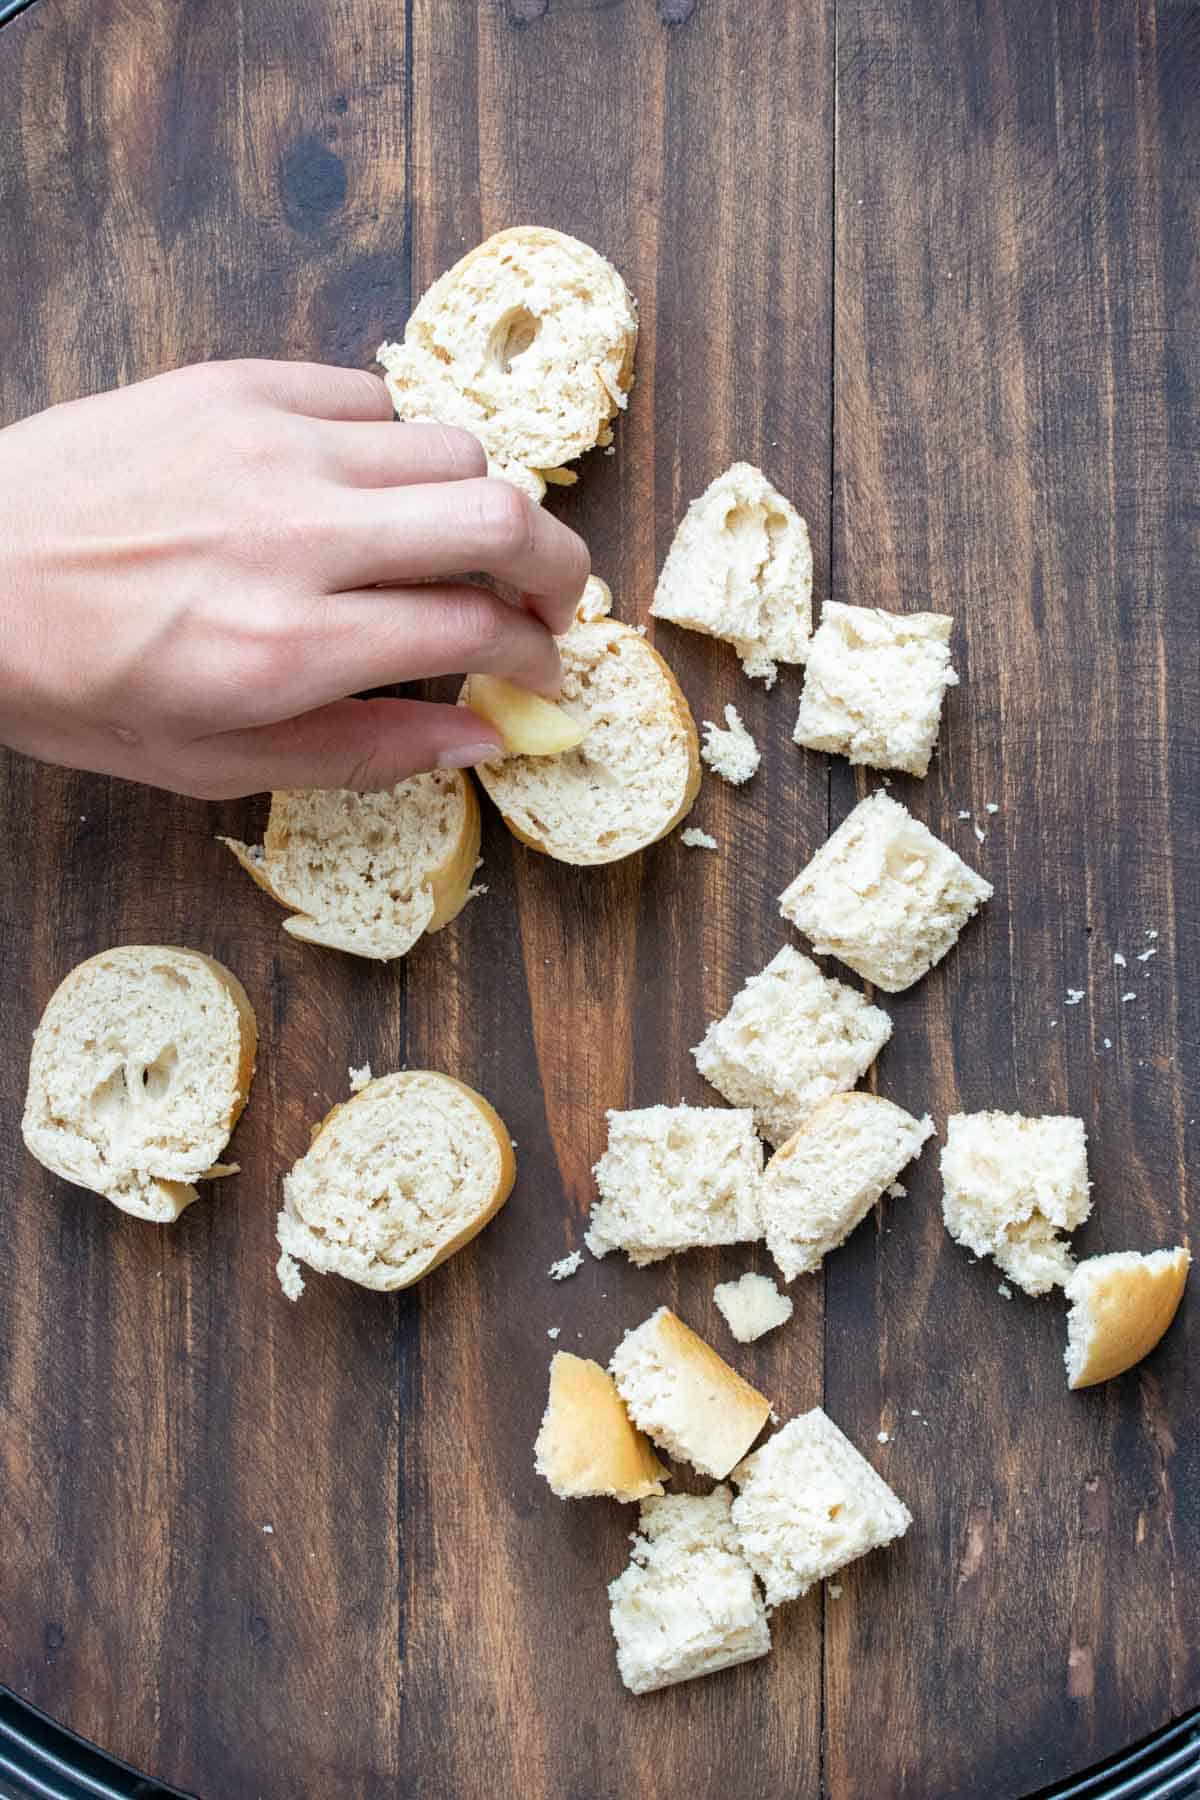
[612,1307,772,1480]
[534,1353,667,1501]
[1065,1248,1191,1388]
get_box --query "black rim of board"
[0,1686,1196,1800]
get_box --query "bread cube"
[940,1111,1091,1295]
[585,1104,763,1266]
[693,945,892,1146]
[793,602,957,777]
[608,1488,771,1694]
[779,791,992,992]
[731,1409,911,1606]
[610,1307,771,1479]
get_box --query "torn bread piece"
[221,771,480,962]
[465,578,700,865]
[535,1352,667,1501]
[731,1408,911,1605]
[651,463,813,684]
[793,603,958,778]
[608,1488,770,1694]
[276,1071,515,1294]
[586,1105,763,1266]
[377,226,637,498]
[940,1111,1091,1295]
[1064,1247,1190,1388]
[713,1273,794,1344]
[779,791,992,992]
[761,1093,933,1281]
[22,946,257,1224]
[610,1306,771,1479]
[693,945,892,1147]
[701,705,761,785]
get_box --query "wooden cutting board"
[0,2,1195,1796]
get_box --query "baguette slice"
[464,578,700,865]
[276,1071,515,1294]
[221,770,480,962]
[610,1307,771,1479]
[377,226,637,498]
[1064,1247,1191,1388]
[534,1352,667,1501]
[22,946,257,1223]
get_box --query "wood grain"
[0,1,1195,1797]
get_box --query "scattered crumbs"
[974,825,986,844]
[546,1327,560,1340]
[79,815,87,823]
[985,801,999,814]
[262,1524,274,1535]
[957,809,971,820]
[548,1251,583,1281]
[576,1332,584,1339]
[877,1431,890,1444]
[1137,947,1157,962]
[828,1584,843,1600]
[887,1181,907,1199]
[910,1409,921,1417]
[1113,952,1127,968]
[348,1063,372,1093]
[603,445,616,456]
[997,1283,1013,1299]
[1103,1038,1113,1050]
[770,1409,781,1425]
[466,883,488,900]
[1049,1020,1058,1028]
[681,827,719,851]
[1065,989,1085,1006]
[1121,992,1137,1003]
[1146,928,1159,939]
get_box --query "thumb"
[184,696,502,797]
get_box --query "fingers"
[217,359,395,422]
[315,419,488,489]
[187,697,503,798]
[322,478,590,634]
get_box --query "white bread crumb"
[547,1327,561,1339]
[985,801,999,813]
[1103,1038,1113,1049]
[713,1272,794,1343]
[887,1181,907,1199]
[1137,947,1157,962]
[998,1282,1013,1298]
[701,705,761,785]
[1121,992,1136,1002]
[681,828,719,850]
[876,1431,889,1444]
[1065,989,1085,1006]
[958,809,971,819]
[276,1249,306,1302]
[828,1583,843,1599]
[348,1063,373,1093]
[974,825,986,844]
[548,1251,583,1280]
[1113,953,1127,968]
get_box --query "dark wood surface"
[0,3,1195,1797]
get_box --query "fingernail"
[437,742,502,770]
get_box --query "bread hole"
[91,1065,131,1121]
[487,306,541,374]
[141,1043,179,1102]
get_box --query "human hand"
[0,359,590,797]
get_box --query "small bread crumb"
[876,1431,890,1444]
[1113,953,1126,968]
[348,1063,373,1093]
[548,1251,583,1281]
[957,809,971,820]
[547,1327,561,1340]
[466,883,488,900]
[910,1409,921,1417]
[974,825,986,844]
[262,1524,274,1535]
[1137,947,1157,962]
[713,1271,794,1343]
[1146,929,1159,939]
[681,827,719,851]
[1103,1037,1113,1049]
[276,1249,305,1302]
[997,1282,1013,1299]
[828,1583,843,1599]
[886,1181,907,1200]
[701,705,761,785]
[1121,991,1136,1003]
[985,802,999,814]
[1065,989,1085,1006]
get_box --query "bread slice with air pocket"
[275,1070,515,1296]
[377,226,637,501]
[462,577,700,865]
[22,945,257,1223]
[221,770,480,962]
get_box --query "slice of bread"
[701,704,761,784]
[793,603,958,778]
[377,226,637,497]
[761,1093,933,1281]
[585,1105,764,1266]
[608,1487,771,1694]
[692,945,893,1147]
[276,1071,515,1293]
[779,791,992,992]
[650,463,813,685]
[465,579,700,865]
[22,946,257,1223]
[1063,1247,1190,1388]
[609,1306,772,1479]
[731,1408,912,1605]
[940,1111,1091,1295]
[221,770,480,962]
[713,1272,794,1344]
[534,1352,667,1501]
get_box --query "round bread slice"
[1063,1247,1191,1389]
[276,1071,516,1295]
[22,946,257,1223]
[220,770,480,962]
[376,226,637,497]
[462,583,700,865]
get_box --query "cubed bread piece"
[608,1488,771,1694]
[713,1273,794,1344]
[793,603,958,778]
[585,1105,763,1266]
[377,227,637,497]
[651,463,813,684]
[1064,1248,1190,1388]
[940,1111,1091,1295]
[610,1307,772,1479]
[701,705,762,784]
[761,1093,933,1281]
[693,945,893,1147]
[779,792,992,992]
[534,1353,667,1501]
[731,1409,911,1605]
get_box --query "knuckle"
[435,424,487,479]
[448,590,507,662]
[475,480,536,561]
